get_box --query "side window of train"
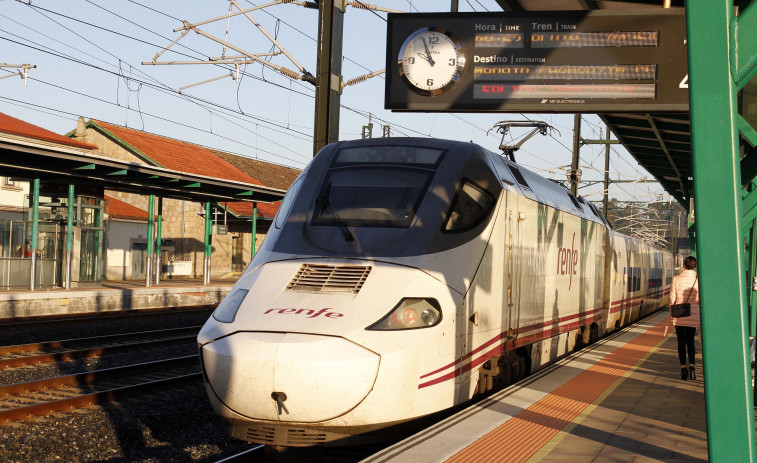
[627,267,641,292]
[443,180,495,233]
[507,165,530,190]
[274,175,304,229]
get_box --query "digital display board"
[385,10,688,113]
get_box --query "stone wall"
[0,285,231,319]
[80,128,264,280]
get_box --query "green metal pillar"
[251,202,258,261]
[156,197,163,285]
[686,3,756,461]
[750,221,757,346]
[204,202,212,285]
[146,194,154,288]
[29,178,39,291]
[66,183,74,290]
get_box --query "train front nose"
[201,332,379,422]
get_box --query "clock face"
[398,28,465,96]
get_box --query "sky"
[0,0,671,205]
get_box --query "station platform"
[0,277,237,320]
[364,311,709,463]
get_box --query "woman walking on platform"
[668,256,700,380]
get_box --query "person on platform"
[18,240,31,258]
[666,256,700,380]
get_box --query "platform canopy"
[487,0,694,207]
[0,126,285,205]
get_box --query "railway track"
[0,326,201,369]
[0,354,201,423]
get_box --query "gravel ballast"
[0,311,254,462]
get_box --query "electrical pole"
[570,114,581,196]
[313,0,345,156]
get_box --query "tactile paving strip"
[445,320,667,463]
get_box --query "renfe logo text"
[263,308,343,319]
[557,232,579,290]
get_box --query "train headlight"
[212,288,249,323]
[367,298,442,330]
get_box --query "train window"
[312,167,431,228]
[443,180,494,233]
[567,192,581,210]
[332,146,444,167]
[507,165,531,190]
[274,175,304,229]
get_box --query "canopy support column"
[65,183,74,290]
[146,194,154,288]
[29,178,39,291]
[687,2,756,461]
[251,202,258,261]
[155,197,163,285]
[204,202,212,285]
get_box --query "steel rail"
[212,445,266,463]
[0,326,201,356]
[0,373,201,423]
[0,305,214,328]
[0,355,200,423]
[0,354,202,423]
[0,332,199,369]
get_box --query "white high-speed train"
[198,138,673,447]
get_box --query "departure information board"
[385,10,688,113]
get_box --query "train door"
[506,199,524,343]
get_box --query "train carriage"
[197,137,672,447]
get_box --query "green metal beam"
[733,1,757,89]
[251,202,258,261]
[75,163,95,170]
[108,170,128,176]
[738,115,757,148]
[146,194,154,287]
[66,183,74,290]
[156,197,162,285]
[30,178,39,290]
[741,147,757,188]
[743,187,757,219]
[687,3,756,462]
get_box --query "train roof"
[326,137,611,228]
[495,153,611,227]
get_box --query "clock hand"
[421,37,435,66]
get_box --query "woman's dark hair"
[684,256,697,270]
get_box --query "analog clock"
[398,28,466,97]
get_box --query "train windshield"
[312,146,444,228]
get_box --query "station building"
[0,112,297,289]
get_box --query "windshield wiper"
[316,185,360,247]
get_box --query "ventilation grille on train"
[238,424,338,446]
[286,263,371,294]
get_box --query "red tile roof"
[0,112,96,149]
[91,120,263,186]
[225,201,280,219]
[106,195,149,221]
[210,149,300,190]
